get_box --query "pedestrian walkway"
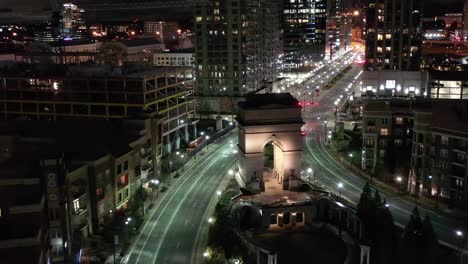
[328,144,468,221]
[235,169,313,205]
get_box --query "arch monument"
[236,93,304,192]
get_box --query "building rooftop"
[364,98,468,136]
[239,93,299,110]
[119,38,162,47]
[155,48,195,54]
[429,70,468,81]
[49,39,98,47]
[0,62,191,79]
[0,119,145,163]
[363,98,431,113]
[431,100,468,135]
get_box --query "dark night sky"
[423,0,464,16]
[0,0,465,21]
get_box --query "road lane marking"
[176,241,180,249]
[184,219,188,227]
[151,146,232,263]
[193,201,198,208]
[131,134,237,263]
[304,129,459,244]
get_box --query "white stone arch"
[236,98,304,192]
[260,136,287,185]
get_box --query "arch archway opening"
[262,141,285,191]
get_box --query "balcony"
[141,147,152,158]
[452,160,466,168]
[449,166,466,178]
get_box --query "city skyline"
[1,0,468,263]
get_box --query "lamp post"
[109,210,117,264]
[324,120,328,136]
[307,167,313,185]
[151,179,160,200]
[338,182,343,198]
[396,176,403,194]
[456,230,465,264]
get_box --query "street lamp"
[337,182,343,198]
[455,230,464,264]
[151,179,160,199]
[396,176,403,194]
[206,135,210,150]
[216,190,222,196]
[228,169,234,176]
[208,217,215,224]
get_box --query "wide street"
[300,58,465,247]
[121,51,464,263]
[123,132,237,264]
[120,55,360,264]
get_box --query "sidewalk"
[325,142,468,220]
[106,132,237,264]
[191,164,236,263]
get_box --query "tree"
[373,198,398,264]
[421,215,437,246]
[200,247,227,264]
[98,42,128,66]
[373,190,383,208]
[399,207,430,264]
[208,195,237,258]
[404,207,422,237]
[357,182,378,242]
[357,182,373,220]
[450,21,459,32]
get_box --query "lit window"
[380,128,389,136]
[73,200,80,213]
[385,80,396,89]
[441,136,449,145]
[440,149,448,158]
[0,207,2,217]
[395,117,404,125]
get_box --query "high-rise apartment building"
[364,0,421,71]
[282,0,328,66]
[362,99,468,210]
[194,0,281,114]
[282,0,352,67]
[61,3,87,40]
[464,0,468,38]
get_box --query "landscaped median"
[323,65,352,90]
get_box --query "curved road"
[124,132,237,264]
[300,62,464,247]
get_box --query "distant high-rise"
[282,0,352,67]
[464,0,468,39]
[61,3,87,40]
[364,0,421,71]
[194,0,281,114]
